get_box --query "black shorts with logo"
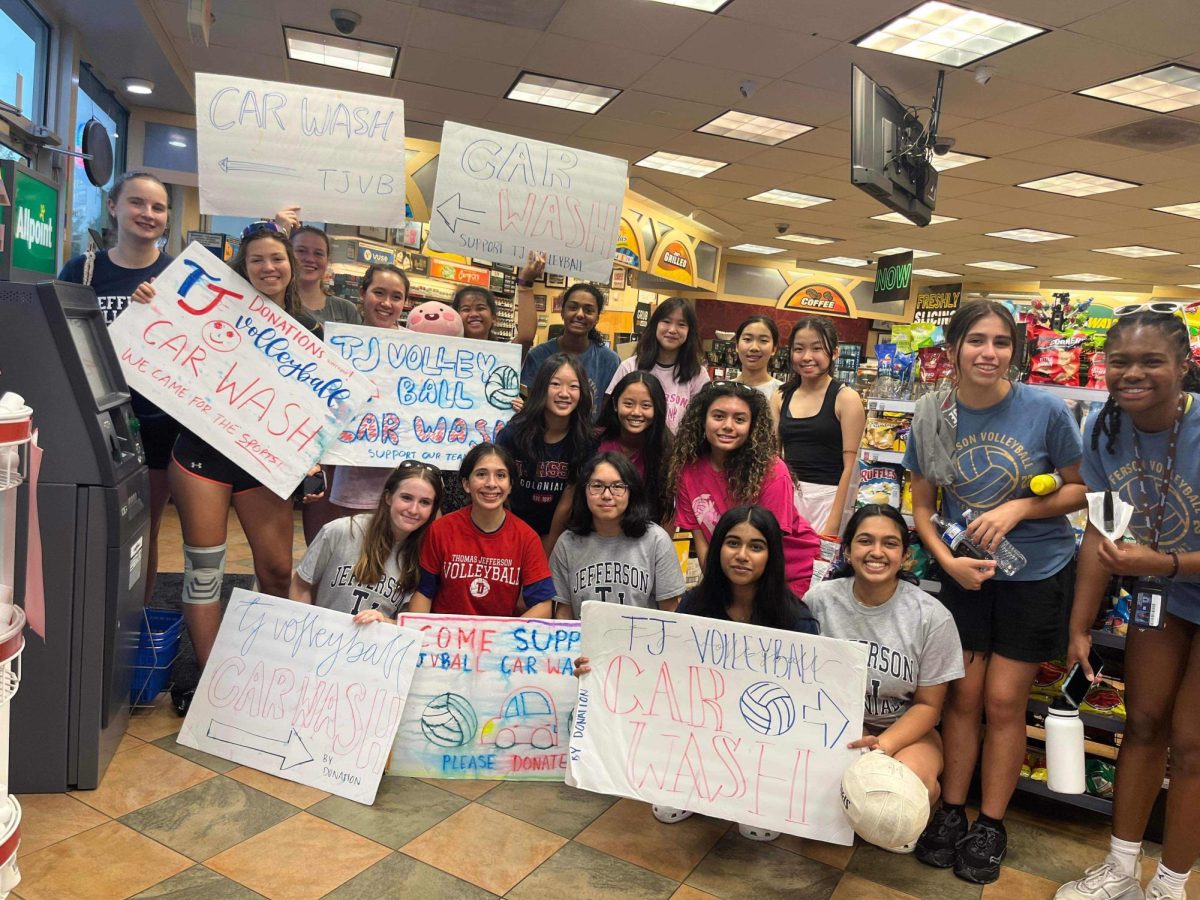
[171,430,263,495]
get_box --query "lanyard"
[1131,393,1186,552]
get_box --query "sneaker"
[954,818,1007,884]
[1054,860,1144,899]
[914,805,969,868]
[651,805,693,825]
[737,823,779,842]
[171,688,194,718]
[1145,880,1181,900]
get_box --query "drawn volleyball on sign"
[419,692,479,748]
[485,365,521,410]
[739,681,797,736]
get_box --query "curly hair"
[668,381,780,504]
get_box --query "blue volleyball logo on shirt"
[739,681,796,736]
[953,443,1021,509]
[1110,468,1193,551]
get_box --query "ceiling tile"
[484,98,589,134]
[633,57,769,107]
[574,117,682,147]
[523,34,662,89]
[419,0,566,30]
[548,0,707,54]
[737,80,849,127]
[740,147,846,174]
[991,93,1150,136]
[987,28,1163,93]
[392,80,498,120]
[398,46,518,95]
[964,0,1126,27]
[598,90,722,130]
[672,17,837,79]
[946,120,1062,154]
[722,0,915,40]
[405,8,539,65]
[1070,0,1200,58]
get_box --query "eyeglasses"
[585,481,629,497]
[241,221,285,240]
[395,460,440,475]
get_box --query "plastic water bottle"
[931,514,991,562]
[1045,698,1086,794]
[961,509,1027,576]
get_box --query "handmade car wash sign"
[108,242,377,498]
[567,603,868,844]
[388,614,581,780]
[195,73,406,227]
[426,121,627,282]
[322,322,521,469]
[178,589,423,804]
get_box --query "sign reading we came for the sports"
[321,322,521,469]
[108,243,377,498]
[387,614,580,780]
[178,589,423,805]
[567,603,868,844]
[426,121,628,282]
[195,73,406,226]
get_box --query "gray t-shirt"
[296,515,409,617]
[804,578,964,729]
[550,524,686,618]
[306,295,362,326]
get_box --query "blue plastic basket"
[130,608,184,705]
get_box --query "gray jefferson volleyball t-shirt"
[550,524,686,618]
[297,515,410,617]
[804,578,964,729]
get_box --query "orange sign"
[780,283,851,317]
[651,239,695,286]
[429,259,490,287]
[615,218,641,268]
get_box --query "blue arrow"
[218,157,299,177]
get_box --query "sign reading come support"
[567,603,868,844]
[195,73,406,226]
[108,243,377,498]
[178,590,423,804]
[322,322,521,469]
[388,614,581,780]
[426,121,627,282]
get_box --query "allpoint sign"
[873,251,913,305]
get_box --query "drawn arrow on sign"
[207,719,314,770]
[800,689,849,750]
[218,157,299,177]
[436,192,485,233]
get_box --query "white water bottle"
[1045,699,1085,794]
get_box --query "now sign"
[872,251,913,305]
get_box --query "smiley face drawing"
[201,320,241,353]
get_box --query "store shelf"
[1026,725,1118,760]
[859,449,905,465]
[865,397,916,414]
[1091,629,1125,649]
[1015,776,1112,814]
[1034,384,1109,404]
[1027,697,1124,733]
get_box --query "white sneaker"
[1145,880,1185,900]
[1055,860,1144,900]
[737,823,779,841]
[652,805,694,825]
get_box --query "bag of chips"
[857,463,902,508]
[1085,758,1116,798]
[872,343,897,398]
[1086,351,1107,390]
[864,411,911,452]
[916,346,953,397]
[1028,327,1088,386]
[1081,681,1126,721]
[1030,659,1069,701]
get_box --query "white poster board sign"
[567,603,868,844]
[321,322,521,469]
[195,73,406,227]
[387,614,580,780]
[177,589,423,804]
[426,121,627,282]
[108,242,377,498]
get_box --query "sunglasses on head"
[241,221,285,240]
[1114,300,1200,317]
[395,459,440,475]
[710,380,756,396]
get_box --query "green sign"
[873,251,913,304]
[12,169,58,274]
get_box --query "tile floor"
[12,506,1197,899]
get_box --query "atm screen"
[66,314,120,402]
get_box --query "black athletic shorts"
[171,429,263,495]
[131,390,181,470]
[938,558,1074,663]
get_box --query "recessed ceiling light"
[776,233,839,245]
[913,268,960,277]
[1079,65,1200,113]
[854,1,1044,68]
[930,150,987,171]
[284,27,398,78]
[167,135,188,148]
[506,71,620,114]
[697,111,813,146]
[820,256,871,267]
[646,0,732,10]
[967,260,1035,270]
[1154,201,1200,220]
[1053,273,1120,282]
[1092,245,1179,258]
[747,189,832,209]
[986,228,1073,242]
[729,243,787,254]
[873,246,940,258]
[1018,171,1139,197]
[871,212,957,225]
[122,77,154,95]
[635,151,726,177]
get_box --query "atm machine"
[0,280,149,791]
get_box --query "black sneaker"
[953,818,1006,884]
[171,687,194,718]
[914,805,968,868]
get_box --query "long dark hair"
[565,452,650,538]
[945,299,1019,380]
[452,285,498,337]
[232,229,304,321]
[504,352,594,481]
[685,506,815,631]
[362,263,410,295]
[459,442,517,491]
[635,297,703,382]
[784,316,839,386]
[597,371,673,521]
[561,282,607,344]
[829,504,917,584]
[1091,310,1200,455]
[352,462,443,591]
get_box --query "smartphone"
[296,470,327,499]
[1061,648,1105,709]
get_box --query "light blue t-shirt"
[520,339,619,420]
[903,382,1083,581]
[1081,394,1200,583]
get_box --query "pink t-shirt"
[675,456,819,595]
[606,358,710,433]
[596,437,645,482]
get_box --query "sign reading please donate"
[178,590,423,805]
[108,243,376,498]
[567,603,868,844]
[388,614,580,780]
[322,322,521,469]
[195,73,406,226]
[427,121,627,282]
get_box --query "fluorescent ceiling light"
[777,233,838,245]
[871,211,957,225]
[855,1,1044,68]
[913,268,960,277]
[1079,65,1200,113]
[697,111,812,146]
[284,27,398,78]
[874,246,940,258]
[1179,283,1200,289]
[646,0,731,10]
[986,228,1073,242]
[1018,171,1139,196]
[747,189,832,209]
[730,243,786,254]
[1155,201,1200,220]
[820,256,870,267]
[635,151,726,177]
[123,78,154,95]
[1093,245,1178,258]
[1053,273,1119,282]
[168,136,188,148]
[930,150,987,171]
[506,71,620,114]
[967,260,1034,270]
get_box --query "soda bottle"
[961,508,1028,576]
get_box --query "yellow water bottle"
[1030,473,1063,496]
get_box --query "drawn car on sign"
[479,688,559,750]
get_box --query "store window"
[0,0,48,123]
[69,65,128,257]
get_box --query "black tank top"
[779,379,845,485]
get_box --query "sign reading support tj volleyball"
[177,589,423,804]
[108,243,377,498]
[321,322,521,469]
[567,603,868,844]
[387,614,581,780]
[195,73,406,227]
[426,121,628,282]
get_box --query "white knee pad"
[182,544,226,605]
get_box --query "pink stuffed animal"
[405,301,463,337]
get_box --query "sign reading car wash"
[780,283,852,317]
[651,239,695,286]
[429,258,490,287]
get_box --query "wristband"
[518,278,535,288]
[1169,551,1180,579]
